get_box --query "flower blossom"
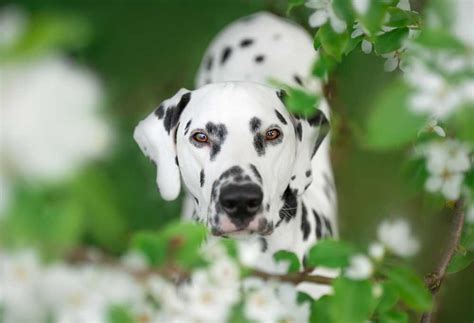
[345,254,373,280]
[422,139,471,200]
[377,219,420,257]
[305,0,347,33]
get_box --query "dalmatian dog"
[134,12,338,294]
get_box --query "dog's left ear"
[134,88,191,201]
[278,90,330,196]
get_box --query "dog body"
[134,13,337,279]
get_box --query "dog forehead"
[182,82,282,125]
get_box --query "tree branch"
[420,199,465,323]
[251,267,334,285]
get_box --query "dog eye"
[265,129,281,141]
[192,132,209,143]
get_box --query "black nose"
[219,183,263,220]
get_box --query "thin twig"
[420,199,465,323]
[251,268,334,285]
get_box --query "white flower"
[382,49,406,72]
[352,0,369,15]
[368,242,385,261]
[372,284,383,298]
[0,249,46,323]
[452,0,474,48]
[184,270,236,322]
[0,6,27,48]
[345,254,373,280]
[1,56,113,182]
[351,23,372,54]
[422,139,471,200]
[467,204,474,224]
[244,282,282,323]
[377,219,420,257]
[276,283,311,323]
[419,120,446,138]
[306,0,347,33]
[404,62,470,119]
[209,257,240,288]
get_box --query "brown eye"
[192,132,209,143]
[265,129,281,141]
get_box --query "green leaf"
[161,222,208,269]
[385,7,421,28]
[447,248,474,274]
[357,2,388,36]
[332,0,355,24]
[385,267,433,311]
[311,295,333,323]
[454,104,474,144]
[415,29,466,52]
[376,282,399,314]
[284,88,320,117]
[107,305,134,323]
[131,232,167,266]
[375,28,409,54]
[379,310,409,323]
[307,239,352,268]
[287,0,305,15]
[317,23,349,61]
[365,80,427,150]
[273,250,301,273]
[312,50,337,79]
[330,278,374,323]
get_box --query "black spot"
[175,156,179,166]
[206,56,213,71]
[200,169,205,187]
[253,134,265,156]
[221,47,232,64]
[205,122,228,160]
[275,110,288,125]
[311,113,330,157]
[254,55,265,63]
[266,203,270,212]
[154,104,164,119]
[291,175,296,180]
[278,186,298,223]
[240,38,254,47]
[294,75,303,86]
[276,89,286,103]
[313,210,322,239]
[173,122,179,144]
[295,123,303,141]
[305,170,312,177]
[184,120,192,135]
[163,92,191,134]
[307,109,329,127]
[249,164,262,184]
[304,183,311,191]
[193,196,199,205]
[249,117,261,132]
[301,203,310,241]
[259,238,268,252]
[323,217,333,237]
[219,166,243,180]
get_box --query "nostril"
[221,199,237,210]
[247,198,261,208]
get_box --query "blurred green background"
[0,0,472,321]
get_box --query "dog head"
[134,82,328,237]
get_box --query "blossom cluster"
[0,244,309,323]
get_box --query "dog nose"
[219,183,263,219]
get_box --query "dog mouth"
[210,217,274,237]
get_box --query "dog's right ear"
[134,88,191,201]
